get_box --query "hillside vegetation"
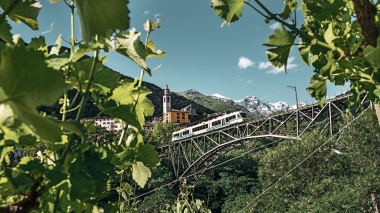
[128,110,380,212]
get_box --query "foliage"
[0,0,165,212]
[149,122,178,145]
[244,110,380,212]
[161,179,211,213]
[210,0,380,109]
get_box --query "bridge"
[156,93,372,180]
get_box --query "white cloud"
[238,57,255,69]
[269,22,281,29]
[144,11,150,15]
[237,78,244,81]
[258,57,298,75]
[246,79,253,84]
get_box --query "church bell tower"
[163,84,171,114]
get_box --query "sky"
[10,0,349,105]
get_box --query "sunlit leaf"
[0,42,66,141]
[110,79,154,128]
[67,58,121,94]
[132,161,151,188]
[74,0,130,42]
[72,42,105,62]
[210,0,244,26]
[115,29,151,75]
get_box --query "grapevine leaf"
[298,45,310,65]
[103,105,140,129]
[45,165,67,188]
[280,0,297,19]
[45,52,70,71]
[111,79,154,128]
[0,20,13,44]
[0,43,66,141]
[59,121,86,136]
[307,74,326,107]
[146,40,165,59]
[115,29,151,76]
[67,58,121,94]
[72,42,105,62]
[27,36,48,53]
[69,173,96,200]
[132,161,151,188]
[49,35,62,55]
[112,149,135,169]
[74,0,130,42]
[135,144,160,167]
[210,0,244,26]
[0,0,41,30]
[264,25,295,73]
[363,37,380,69]
[317,51,336,81]
[324,22,336,47]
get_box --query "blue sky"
[10,0,348,105]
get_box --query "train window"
[183,130,189,135]
[212,120,221,126]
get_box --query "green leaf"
[59,121,86,136]
[110,79,154,128]
[264,25,295,73]
[103,105,140,129]
[324,22,336,47]
[210,0,244,26]
[132,161,151,188]
[115,29,151,76]
[74,0,130,42]
[0,20,13,44]
[298,44,310,65]
[67,58,121,94]
[146,40,165,59]
[26,36,48,54]
[72,42,105,62]
[0,0,41,30]
[363,37,380,69]
[280,0,298,19]
[135,144,160,167]
[307,74,326,107]
[0,43,66,141]
[45,52,70,71]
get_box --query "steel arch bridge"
[156,93,372,180]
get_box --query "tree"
[0,0,164,212]
[151,122,178,145]
[209,0,380,122]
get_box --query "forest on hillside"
[88,110,380,212]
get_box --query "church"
[162,85,195,124]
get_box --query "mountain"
[178,89,247,114]
[179,90,306,117]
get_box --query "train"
[172,111,247,141]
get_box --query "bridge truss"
[156,93,372,180]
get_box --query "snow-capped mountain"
[216,95,304,116]
[178,89,305,117]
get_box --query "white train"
[172,111,247,141]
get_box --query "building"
[162,85,190,124]
[93,116,123,131]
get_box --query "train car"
[172,111,247,141]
